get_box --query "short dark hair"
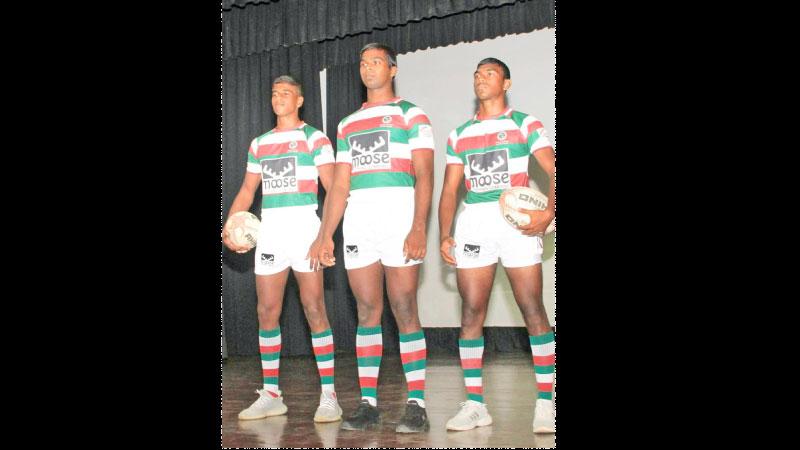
[359,42,398,67]
[272,75,303,96]
[477,57,510,80]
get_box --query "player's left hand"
[403,229,427,263]
[516,208,554,236]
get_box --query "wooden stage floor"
[222,351,555,448]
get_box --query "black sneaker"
[341,400,380,431]
[396,400,430,433]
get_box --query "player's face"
[473,63,510,100]
[271,82,304,117]
[359,48,397,90]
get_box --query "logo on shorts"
[349,130,391,172]
[463,244,481,258]
[288,140,298,149]
[467,149,510,193]
[260,156,298,194]
[261,253,275,265]
[345,245,359,257]
[382,115,392,124]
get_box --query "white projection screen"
[322,29,556,327]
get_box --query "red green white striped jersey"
[335,97,434,195]
[246,123,334,210]
[445,108,552,204]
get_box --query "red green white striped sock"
[529,331,555,401]
[356,325,382,406]
[259,326,281,397]
[399,329,427,408]
[459,336,484,403]
[311,328,335,393]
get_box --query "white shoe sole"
[533,425,555,433]
[446,415,493,431]
[238,403,288,420]
[314,410,343,423]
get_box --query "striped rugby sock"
[259,326,281,397]
[530,331,555,401]
[311,328,335,393]
[399,329,427,408]
[356,325,382,406]
[459,336,484,403]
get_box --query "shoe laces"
[457,401,482,418]
[319,392,338,410]
[352,400,373,418]
[254,389,277,406]
[402,401,425,421]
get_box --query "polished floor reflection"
[222,352,555,448]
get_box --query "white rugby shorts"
[254,205,320,275]
[342,187,422,270]
[452,201,543,269]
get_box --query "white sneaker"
[314,391,342,423]
[445,400,493,431]
[532,399,555,433]
[238,389,288,420]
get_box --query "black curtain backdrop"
[222,0,554,356]
[222,0,521,59]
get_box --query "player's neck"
[366,85,396,105]
[477,98,508,120]
[275,115,302,130]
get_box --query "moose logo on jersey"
[349,130,391,172]
[463,244,481,258]
[466,149,510,193]
[260,156,298,194]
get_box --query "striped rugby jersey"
[335,97,435,193]
[446,108,552,204]
[246,122,334,210]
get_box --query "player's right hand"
[221,229,251,254]
[306,237,324,271]
[440,236,456,266]
[308,236,336,269]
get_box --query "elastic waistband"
[347,186,414,204]
[260,204,318,216]
[461,200,499,210]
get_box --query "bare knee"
[390,298,420,331]
[517,298,550,332]
[461,303,486,335]
[256,303,280,329]
[357,300,383,326]
[302,300,329,330]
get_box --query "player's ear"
[297,95,304,108]
[503,79,512,91]
[390,65,398,78]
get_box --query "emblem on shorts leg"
[260,254,275,265]
[345,245,359,257]
[463,244,481,258]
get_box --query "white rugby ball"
[500,186,555,233]
[224,211,261,250]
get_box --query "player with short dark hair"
[438,58,557,434]
[223,74,342,424]
[310,43,435,433]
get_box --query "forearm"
[411,173,433,232]
[532,147,556,217]
[319,182,349,240]
[228,189,256,218]
[438,190,457,239]
[545,168,556,215]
